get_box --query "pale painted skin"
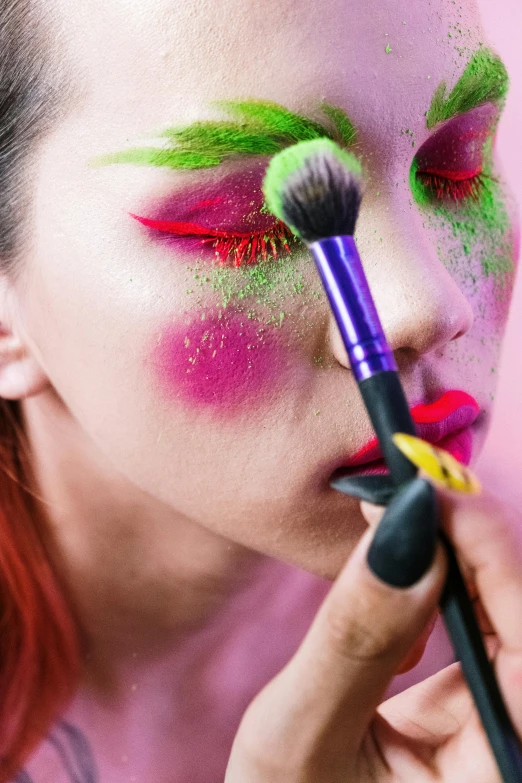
[0,0,516,779]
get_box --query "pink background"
[475,0,522,500]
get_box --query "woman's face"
[15,0,517,577]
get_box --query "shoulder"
[12,720,98,783]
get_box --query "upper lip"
[338,389,481,468]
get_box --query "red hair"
[0,2,83,776]
[0,400,82,781]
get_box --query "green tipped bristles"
[262,138,361,226]
[262,138,363,242]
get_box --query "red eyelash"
[130,214,294,267]
[203,223,293,267]
[416,168,484,201]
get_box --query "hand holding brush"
[231,138,522,782]
[226,478,522,783]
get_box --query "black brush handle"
[359,372,417,486]
[440,531,522,783]
[358,371,522,783]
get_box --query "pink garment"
[22,561,454,783]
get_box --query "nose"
[327,243,474,370]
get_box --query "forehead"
[54,0,483,147]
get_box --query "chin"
[256,495,369,582]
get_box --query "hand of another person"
[225,480,522,782]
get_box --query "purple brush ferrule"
[309,235,397,382]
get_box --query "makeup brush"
[263,137,522,783]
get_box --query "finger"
[472,595,496,638]
[293,478,447,753]
[436,487,522,732]
[382,664,503,782]
[436,701,502,782]
[330,473,397,505]
[362,489,498,640]
[360,498,386,528]
[437,488,522,650]
[379,661,472,747]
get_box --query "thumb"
[294,478,447,754]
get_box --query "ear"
[0,276,50,401]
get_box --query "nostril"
[452,327,467,341]
[451,297,474,342]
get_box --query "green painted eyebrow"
[90,100,357,171]
[426,47,509,129]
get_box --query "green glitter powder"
[187,243,316,311]
[385,44,392,54]
[182,237,328,356]
[160,123,285,157]
[215,100,327,142]
[91,99,357,170]
[410,48,513,284]
[409,157,513,284]
[426,48,508,129]
[91,148,221,170]
[320,103,357,147]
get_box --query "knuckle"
[324,595,395,664]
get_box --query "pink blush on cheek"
[149,311,287,417]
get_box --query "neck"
[20,389,267,694]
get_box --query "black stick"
[440,532,522,783]
[359,371,522,783]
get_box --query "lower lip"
[340,427,473,476]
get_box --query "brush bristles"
[263,139,363,244]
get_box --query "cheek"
[146,309,289,418]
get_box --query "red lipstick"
[335,390,480,476]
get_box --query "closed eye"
[415,168,484,201]
[130,213,295,267]
[412,103,498,203]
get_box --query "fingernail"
[329,473,397,505]
[367,478,439,588]
[392,433,481,495]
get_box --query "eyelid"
[414,103,498,175]
[129,212,294,267]
[135,159,278,236]
[129,213,278,238]
[416,166,482,181]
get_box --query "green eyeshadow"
[91,99,357,171]
[426,48,508,129]
[410,48,513,286]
